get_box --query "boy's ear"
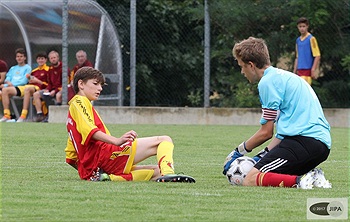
[77,79,84,90]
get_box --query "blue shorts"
[254,136,330,176]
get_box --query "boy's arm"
[244,120,275,151]
[311,56,320,79]
[293,44,298,74]
[310,36,321,79]
[92,130,137,146]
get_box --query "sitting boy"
[65,67,195,183]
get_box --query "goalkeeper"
[65,67,195,183]
[223,37,331,189]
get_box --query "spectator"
[64,50,93,102]
[0,59,8,84]
[0,48,32,122]
[33,50,62,122]
[16,52,49,122]
[65,67,195,183]
[293,17,321,85]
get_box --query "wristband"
[237,141,251,154]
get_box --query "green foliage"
[1,123,348,221]
[341,54,350,72]
[207,0,350,108]
[187,89,203,107]
[133,0,205,106]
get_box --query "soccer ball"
[226,156,256,186]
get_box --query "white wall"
[49,106,349,128]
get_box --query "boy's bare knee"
[158,135,172,143]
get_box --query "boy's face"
[16,53,26,65]
[78,78,103,101]
[236,58,260,84]
[297,22,308,35]
[48,53,59,66]
[36,57,47,66]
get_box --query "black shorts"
[254,136,330,176]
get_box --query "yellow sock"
[157,141,175,175]
[108,174,128,182]
[131,169,154,181]
[4,109,11,119]
[20,109,28,119]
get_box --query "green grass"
[1,123,348,222]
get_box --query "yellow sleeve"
[310,37,321,57]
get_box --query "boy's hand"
[122,130,138,142]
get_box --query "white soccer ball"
[226,156,256,186]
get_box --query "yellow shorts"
[300,76,312,85]
[16,85,40,97]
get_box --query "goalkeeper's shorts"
[254,135,329,176]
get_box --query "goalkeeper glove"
[223,142,251,175]
[252,147,269,163]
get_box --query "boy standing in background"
[293,17,321,85]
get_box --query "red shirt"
[31,64,49,90]
[0,60,8,72]
[47,62,62,93]
[69,60,93,83]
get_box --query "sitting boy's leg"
[155,141,195,182]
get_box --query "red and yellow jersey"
[65,95,110,180]
[31,64,49,89]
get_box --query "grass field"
[0,123,348,222]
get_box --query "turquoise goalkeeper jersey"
[258,66,331,148]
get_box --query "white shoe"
[0,116,10,122]
[16,118,25,122]
[297,170,316,189]
[6,119,16,122]
[313,168,332,188]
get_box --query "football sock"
[157,141,175,176]
[256,172,297,187]
[109,174,129,181]
[3,109,11,119]
[20,109,28,119]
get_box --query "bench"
[10,96,34,120]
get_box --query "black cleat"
[156,174,196,183]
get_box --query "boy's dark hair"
[15,48,26,57]
[73,66,105,93]
[36,51,47,59]
[297,17,309,25]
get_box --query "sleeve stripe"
[261,108,278,121]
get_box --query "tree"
[206,0,350,107]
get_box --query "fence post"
[130,0,136,106]
[62,0,69,105]
[204,0,210,108]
